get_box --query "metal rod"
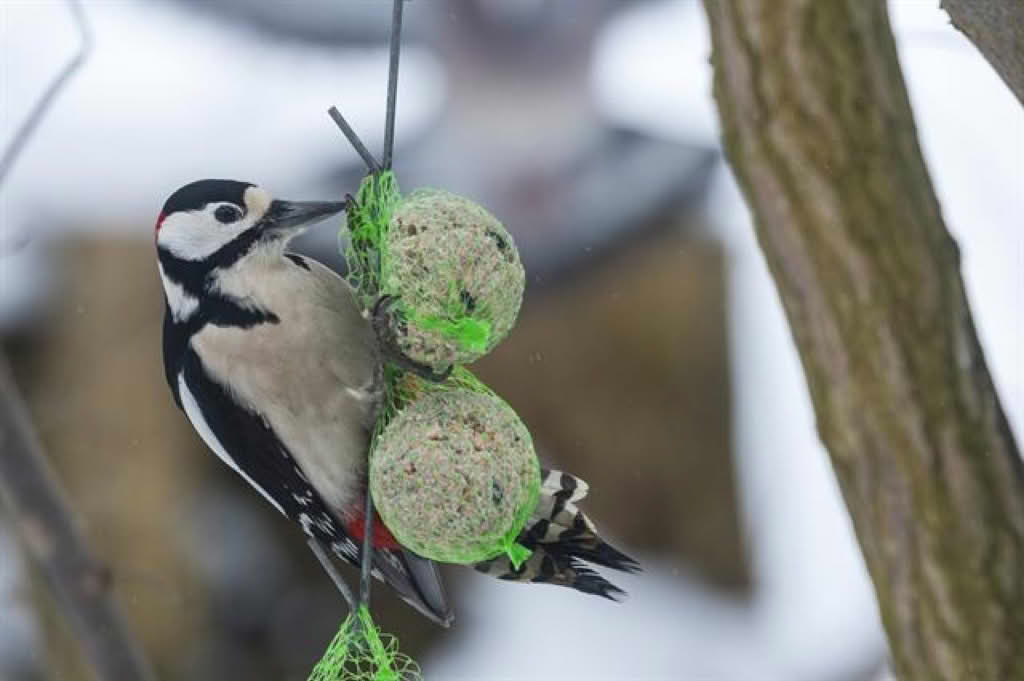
[382,0,405,169]
[358,491,375,607]
[354,0,407,611]
[307,538,357,612]
[327,106,381,172]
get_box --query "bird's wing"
[176,347,452,626]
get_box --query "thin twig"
[0,354,159,681]
[382,0,405,170]
[327,106,381,173]
[0,0,93,186]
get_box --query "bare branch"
[942,0,1024,108]
[703,0,1024,678]
[0,0,93,186]
[0,354,159,681]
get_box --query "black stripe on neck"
[159,231,281,402]
[157,224,269,298]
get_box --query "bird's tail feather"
[329,537,453,627]
[474,468,640,599]
[371,549,454,627]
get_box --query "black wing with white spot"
[178,348,351,548]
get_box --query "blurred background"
[0,1,1020,680]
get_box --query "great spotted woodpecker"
[155,179,639,626]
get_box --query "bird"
[155,178,640,627]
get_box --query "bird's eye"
[214,205,242,223]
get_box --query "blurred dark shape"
[172,0,429,44]
[6,240,205,679]
[440,0,615,65]
[489,127,717,284]
[169,0,648,49]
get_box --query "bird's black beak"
[263,199,347,234]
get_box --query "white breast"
[192,253,380,513]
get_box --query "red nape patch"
[154,212,167,234]
[345,507,401,549]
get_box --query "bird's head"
[155,179,346,262]
[155,179,346,317]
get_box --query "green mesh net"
[342,175,525,370]
[308,607,422,681]
[384,189,524,369]
[342,173,537,565]
[370,367,540,567]
[312,172,535,680]
[342,171,401,311]
[310,173,419,681]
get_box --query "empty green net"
[307,607,422,681]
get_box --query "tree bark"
[702,1,1024,679]
[942,0,1024,108]
[0,355,158,681]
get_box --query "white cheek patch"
[178,373,286,516]
[157,209,257,261]
[158,263,199,320]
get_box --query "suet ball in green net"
[370,369,540,566]
[381,189,525,371]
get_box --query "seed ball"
[369,385,540,564]
[383,189,525,370]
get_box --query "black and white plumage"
[155,179,638,628]
[476,469,641,598]
[156,179,450,625]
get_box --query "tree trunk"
[942,0,1024,108]
[701,1,1024,679]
